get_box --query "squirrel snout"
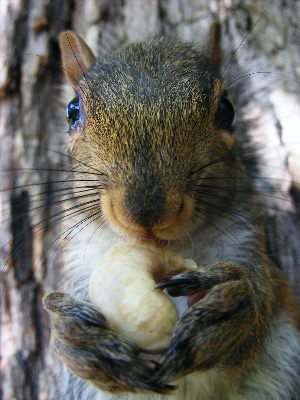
[101,187,193,239]
[124,184,165,229]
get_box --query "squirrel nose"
[101,186,189,236]
[124,184,165,229]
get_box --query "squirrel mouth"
[140,232,170,248]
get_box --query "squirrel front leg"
[154,262,273,383]
[44,293,173,394]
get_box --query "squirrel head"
[59,28,236,242]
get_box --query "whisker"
[63,210,103,250]
[32,198,100,231]
[0,186,102,214]
[35,209,102,275]
[63,30,91,100]
[1,200,101,270]
[190,175,294,184]
[221,0,274,75]
[187,157,230,179]
[0,168,105,178]
[188,160,299,187]
[0,179,104,193]
[1,191,100,226]
[194,198,254,235]
[225,71,300,90]
[192,195,296,259]
[192,184,294,204]
[27,185,102,200]
[192,188,295,214]
[32,202,100,234]
[0,207,101,309]
[83,219,108,265]
[194,202,242,246]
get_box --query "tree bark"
[1,0,299,398]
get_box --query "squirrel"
[44,23,300,400]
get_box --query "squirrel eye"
[66,96,80,130]
[215,96,235,132]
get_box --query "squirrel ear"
[207,21,223,71]
[59,30,96,88]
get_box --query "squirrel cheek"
[67,131,81,152]
[220,130,236,150]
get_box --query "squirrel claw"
[155,270,213,297]
[155,274,199,296]
[156,264,244,297]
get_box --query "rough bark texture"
[0,0,299,399]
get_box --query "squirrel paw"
[44,292,174,394]
[153,264,259,383]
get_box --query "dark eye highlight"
[215,96,235,132]
[66,96,81,130]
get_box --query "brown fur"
[43,30,300,396]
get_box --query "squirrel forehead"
[74,39,225,171]
[80,39,222,114]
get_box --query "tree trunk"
[1,0,299,398]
